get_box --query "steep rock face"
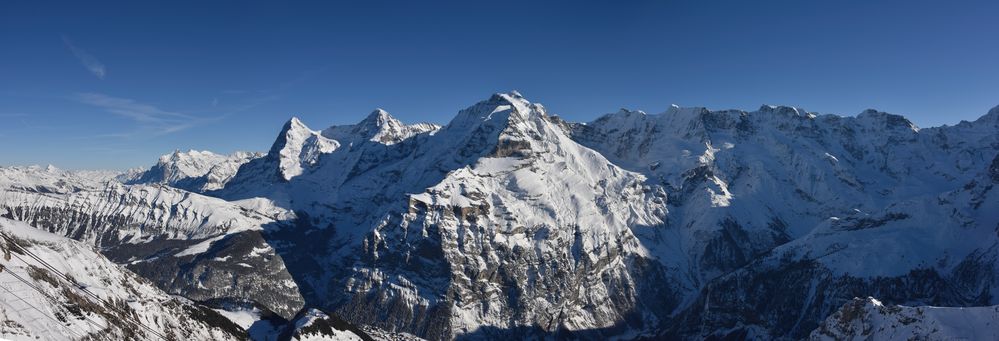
[0,218,247,340]
[989,153,999,183]
[810,297,999,341]
[0,166,305,319]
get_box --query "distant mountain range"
[1,92,997,340]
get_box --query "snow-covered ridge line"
[322,108,440,146]
[122,149,264,192]
[0,177,275,245]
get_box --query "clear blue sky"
[2,1,998,169]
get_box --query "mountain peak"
[617,108,646,116]
[976,104,999,126]
[364,108,393,122]
[286,116,308,129]
[445,92,538,133]
[357,108,402,133]
[664,105,709,116]
[322,108,436,146]
[270,116,338,180]
[588,108,649,132]
[857,109,919,131]
[160,149,218,163]
[123,149,260,192]
[271,117,311,154]
[758,104,807,118]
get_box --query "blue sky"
[2,1,998,169]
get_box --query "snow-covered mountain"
[1,92,996,340]
[208,93,674,339]
[810,297,999,340]
[122,149,263,192]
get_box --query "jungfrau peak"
[1,91,998,340]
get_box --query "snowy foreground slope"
[0,217,374,340]
[0,217,245,340]
[0,165,306,318]
[1,92,998,340]
[810,297,999,340]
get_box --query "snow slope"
[0,217,246,340]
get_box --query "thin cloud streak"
[206,66,326,117]
[62,35,106,79]
[76,93,192,122]
[74,93,213,137]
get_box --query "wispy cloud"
[211,66,329,114]
[277,65,329,90]
[74,93,212,137]
[219,65,329,97]
[80,145,138,154]
[62,35,106,79]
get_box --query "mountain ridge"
[1,92,997,340]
